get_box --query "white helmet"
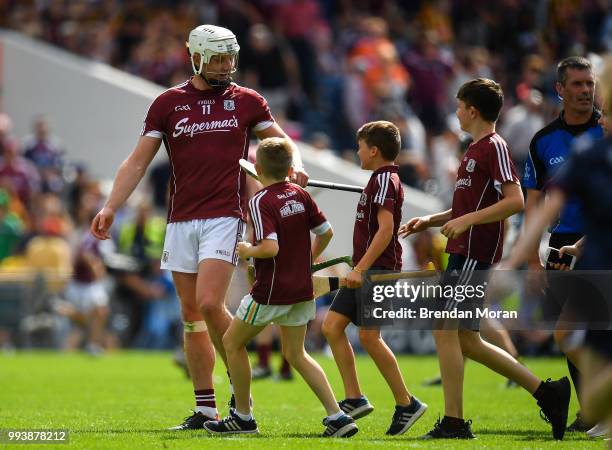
[188,25,240,86]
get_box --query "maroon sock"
[194,389,216,409]
[257,344,271,368]
[279,357,291,375]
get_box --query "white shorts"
[236,294,316,327]
[64,281,109,312]
[160,217,246,273]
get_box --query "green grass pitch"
[0,351,600,449]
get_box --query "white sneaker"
[587,422,610,438]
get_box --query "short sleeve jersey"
[142,79,274,223]
[352,165,403,270]
[446,133,519,264]
[249,182,327,305]
[523,110,603,233]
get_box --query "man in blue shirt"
[523,56,604,433]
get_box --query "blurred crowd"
[5,0,612,202]
[1,0,611,355]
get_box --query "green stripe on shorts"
[250,303,261,325]
[243,299,254,322]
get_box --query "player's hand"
[346,268,363,288]
[551,245,580,270]
[440,215,472,240]
[290,166,309,187]
[236,241,253,260]
[399,216,431,237]
[91,206,115,240]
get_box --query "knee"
[222,332,239,354]
[199,295,224,318]
[553,329,570,349]
[282,346,304,366]
[322,319,341,341]
[358,329,380,350]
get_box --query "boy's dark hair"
[256,137,293,180]
[356,120,401,162]
[557,56,592,86]
[456,78,504,123]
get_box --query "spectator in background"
[0,189,24,262]
[0,138,41,206]
[22,116,64,194]
[0,113,13,157]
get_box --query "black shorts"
[584,330,612,360]
[329,267,393,327]
[434,253,491,331]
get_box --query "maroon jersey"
[446,133,519,263]
[249,182,328,305]
[141,79,274,223]
[353,165,403,270]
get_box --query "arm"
[237,239,279,260]
[255,123,309,186]
[441,182,524,239]
[505,189,566,269]
[524,188,544,268]
[311,226,333,260]
[347,208,394,288]
[90,136,161,240]
[398,208,452,237]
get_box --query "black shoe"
[251,365,272,380]
[276,370,293,381]
[203,409,259,435]
[386,397,428,436]
[567,412,592,432]
[338,395,374,420]
[537,377,570,440]
[420,417,476,439]
[322,413,358,437]
[168,411,218,430]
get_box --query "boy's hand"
[236,241,253,260]
[551,244,580,270]
[440,214,473,239]
[399,216,431,237]
[346,268,363,288]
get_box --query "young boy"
[399,78,570,440]
[203,137,358,438]
[322,120,427,436]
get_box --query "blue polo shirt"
[523,110,604,233]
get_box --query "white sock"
[327,411,344,421]
[195,406,218,418]
[229,383,234,395]
[234,410,252,421]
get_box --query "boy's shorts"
[435,253,491,331]
[329,267,394,327]
[236,294,315,327]
[161,217,246,273]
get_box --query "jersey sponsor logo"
[174,104,191,111]
[172,116,239,138]
[280,200,305,217]
[197,99,215,105]
[356,210,365,220]
[358,193,367,206]
[455,177,472,189]
[224,100,235,111]
[277,191,297,200]
[466,158,476,173]
[215,249,231,257]
[549,156,565,165]
[162,251,169,263]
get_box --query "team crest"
[224,100,235,111]
[359,193,367,206]
[466,158,476,173]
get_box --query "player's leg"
[279,322,358,438]
[171,270,218,428]
[322,311,363,397]
[358,327,427,435]
[196,258,235,366]
[222,317,265,415]
[252,324,274,379]
[458,328,570,439]
[433,327,465,418]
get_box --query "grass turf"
[0,351,599,449]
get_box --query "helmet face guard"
[188,25,240,88]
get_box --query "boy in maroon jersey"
[204,137,358,438]
[400,78,570,440]
[322,121,428,436]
